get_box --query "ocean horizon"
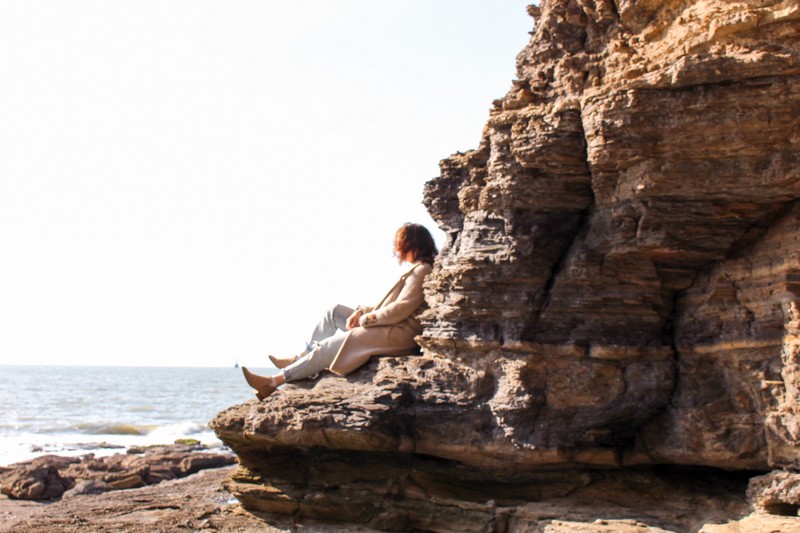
[0,364,273,466]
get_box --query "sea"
[0,365,270,467]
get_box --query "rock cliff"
[211,1,800,531]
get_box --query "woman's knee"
[324,304,345,319]
[319,305,341,326]
[330,304,354,326]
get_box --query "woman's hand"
[358,313,377,327]
[346,309,363,330]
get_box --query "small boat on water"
[234,358,239,368]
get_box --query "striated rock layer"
[0,445,235,501]
[213,0,800,530]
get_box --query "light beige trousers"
[282,304,353,382]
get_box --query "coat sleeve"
[363,264,431,327]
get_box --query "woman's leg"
[283,330,347,382]
[270,304,354,368]
[305,304,354,352]
[271,304,355,368]
[246,306,354,399]
[242,367,281,400]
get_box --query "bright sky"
[1,1,533,367]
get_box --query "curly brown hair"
[394,223,438,265]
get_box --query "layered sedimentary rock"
[212,0,800,530]
[0,445,234,500]
[422,0,800,471]
[0,467,270,533]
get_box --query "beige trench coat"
[329,262,432,375]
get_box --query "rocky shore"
[0,444,266,532]
[0,442,373,532]
[0,444,235,501]
[0,466,257,533]
[4,416,796,532]
[1,448,797,532]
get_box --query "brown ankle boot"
[241,367,279,401]
[268,355,298,369]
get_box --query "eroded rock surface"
[0,467,273,533]
[213,0,800,530]
[0,445,235,501]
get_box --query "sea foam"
[0,365,252,466]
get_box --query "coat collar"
[374,263,423,309]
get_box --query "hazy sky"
[1,1,533,367]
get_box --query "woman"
[242,223,437,400]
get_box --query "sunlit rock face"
[421,0,800,471]
[212,0,800,530]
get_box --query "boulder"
[0,455,79,500]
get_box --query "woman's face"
[394,236,413,263]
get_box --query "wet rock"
[180,453,236,475]
[106,473,145,490]
[0,466,275,533]
[0,445,235,501]
[0,456,79,500]
[62,479,112,498]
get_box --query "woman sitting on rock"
[242,222,438,400]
